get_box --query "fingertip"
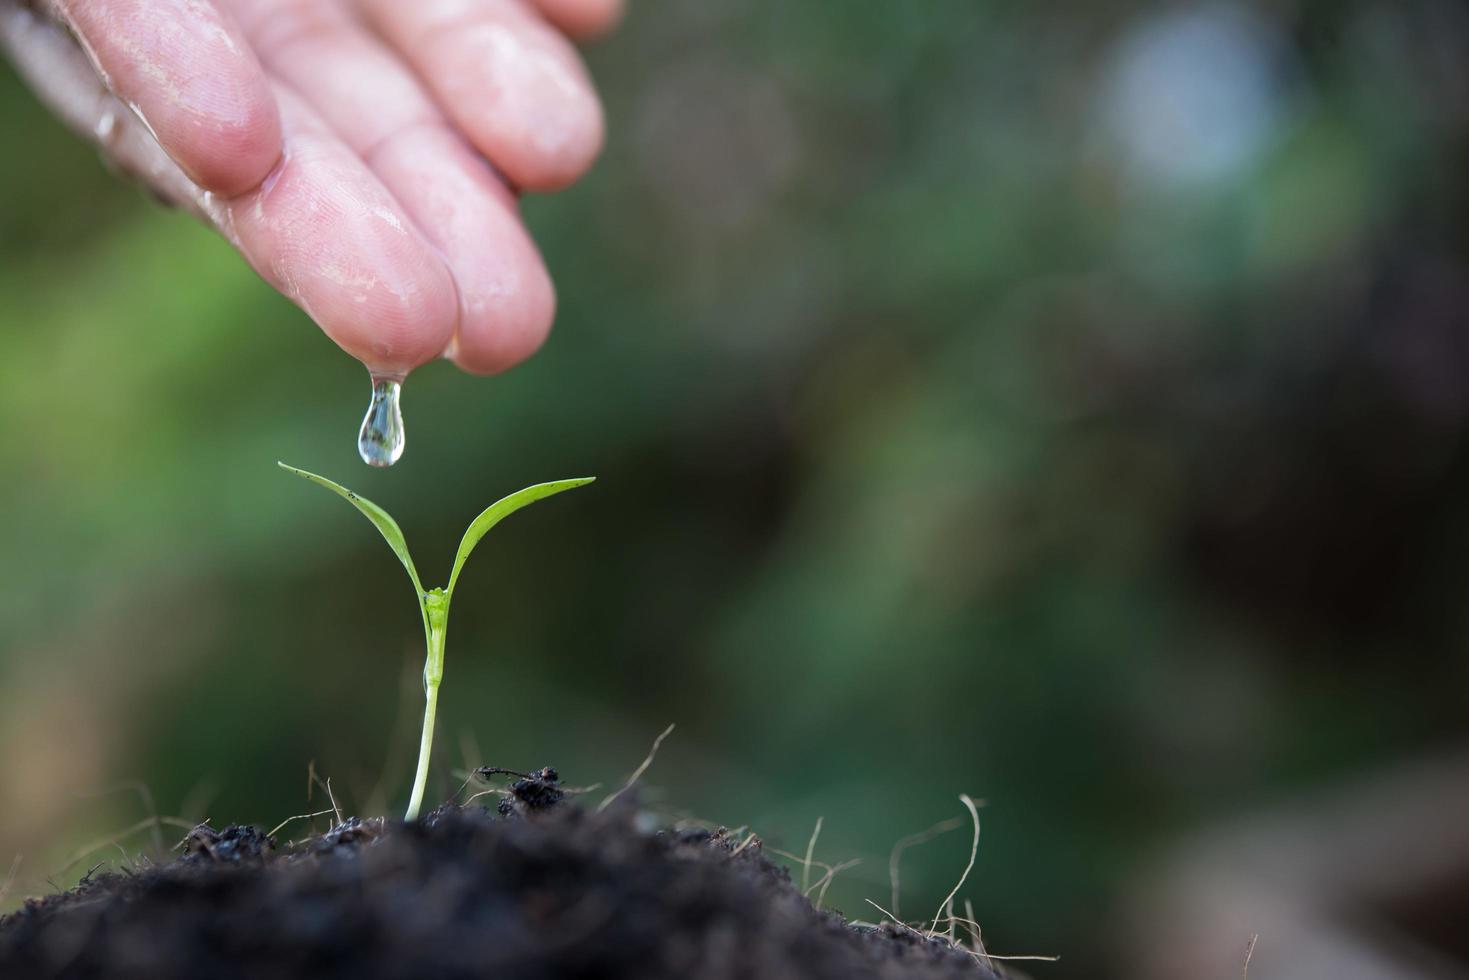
[449,258,556,376]
[361,0,606,193]
[59,0,282,196]
[447,23,606,192]
[175,90,283,196]
[354,272,463,374]
[228,94,459,375]
[496,89,604,192]
[362,121,557,376]
[533,0,625,41]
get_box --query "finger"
[0,4,206,216]
[217,0,438,158]
[528,0,623,40]
[373,129,555,374]
[357,0,604,191]
[52,0,281,196]
[223,0,555,374]
[222,85,459,374]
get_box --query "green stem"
[404,616,447,821]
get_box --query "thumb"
[52,0,281,196]
[0,3,203,212]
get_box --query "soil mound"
[0,770,1000,979]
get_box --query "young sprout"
[278,462,594,821]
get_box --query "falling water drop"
[358,373,405,467]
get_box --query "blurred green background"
[4,1,1469,976]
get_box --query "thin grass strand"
[0,854,22,907]
[889,816,964,919]
[58,816,195,875]
[267,808,337,839]
[812,858,862,909]
[597,723,675,813]
[929,794,983,935]
[801,816,824,893]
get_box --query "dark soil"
[0,769,1002,980]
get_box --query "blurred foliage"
[4,1,1469,976]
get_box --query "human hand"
[0,0,619,377]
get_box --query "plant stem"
[404,617,447,821]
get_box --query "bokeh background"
[5,1,1469,976]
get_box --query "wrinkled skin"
[0,0,621,377]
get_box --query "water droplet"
[95,110,117,144]
[358,373,405,467]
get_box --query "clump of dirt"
[484,765,566,817]
[180,822,275,864]
[0,769,1002,980]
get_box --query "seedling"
[278,462,594,821]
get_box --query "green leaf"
[277,462,425,598]
[446,478,595,599]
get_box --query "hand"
[0,0,620,376]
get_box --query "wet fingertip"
[58,0,285,197]
[177,98,284,196]
[498,91,604,192]
[449,263,556,376]
[451,313,554,375]
[227,121,461,374]
[361,285,462,375]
